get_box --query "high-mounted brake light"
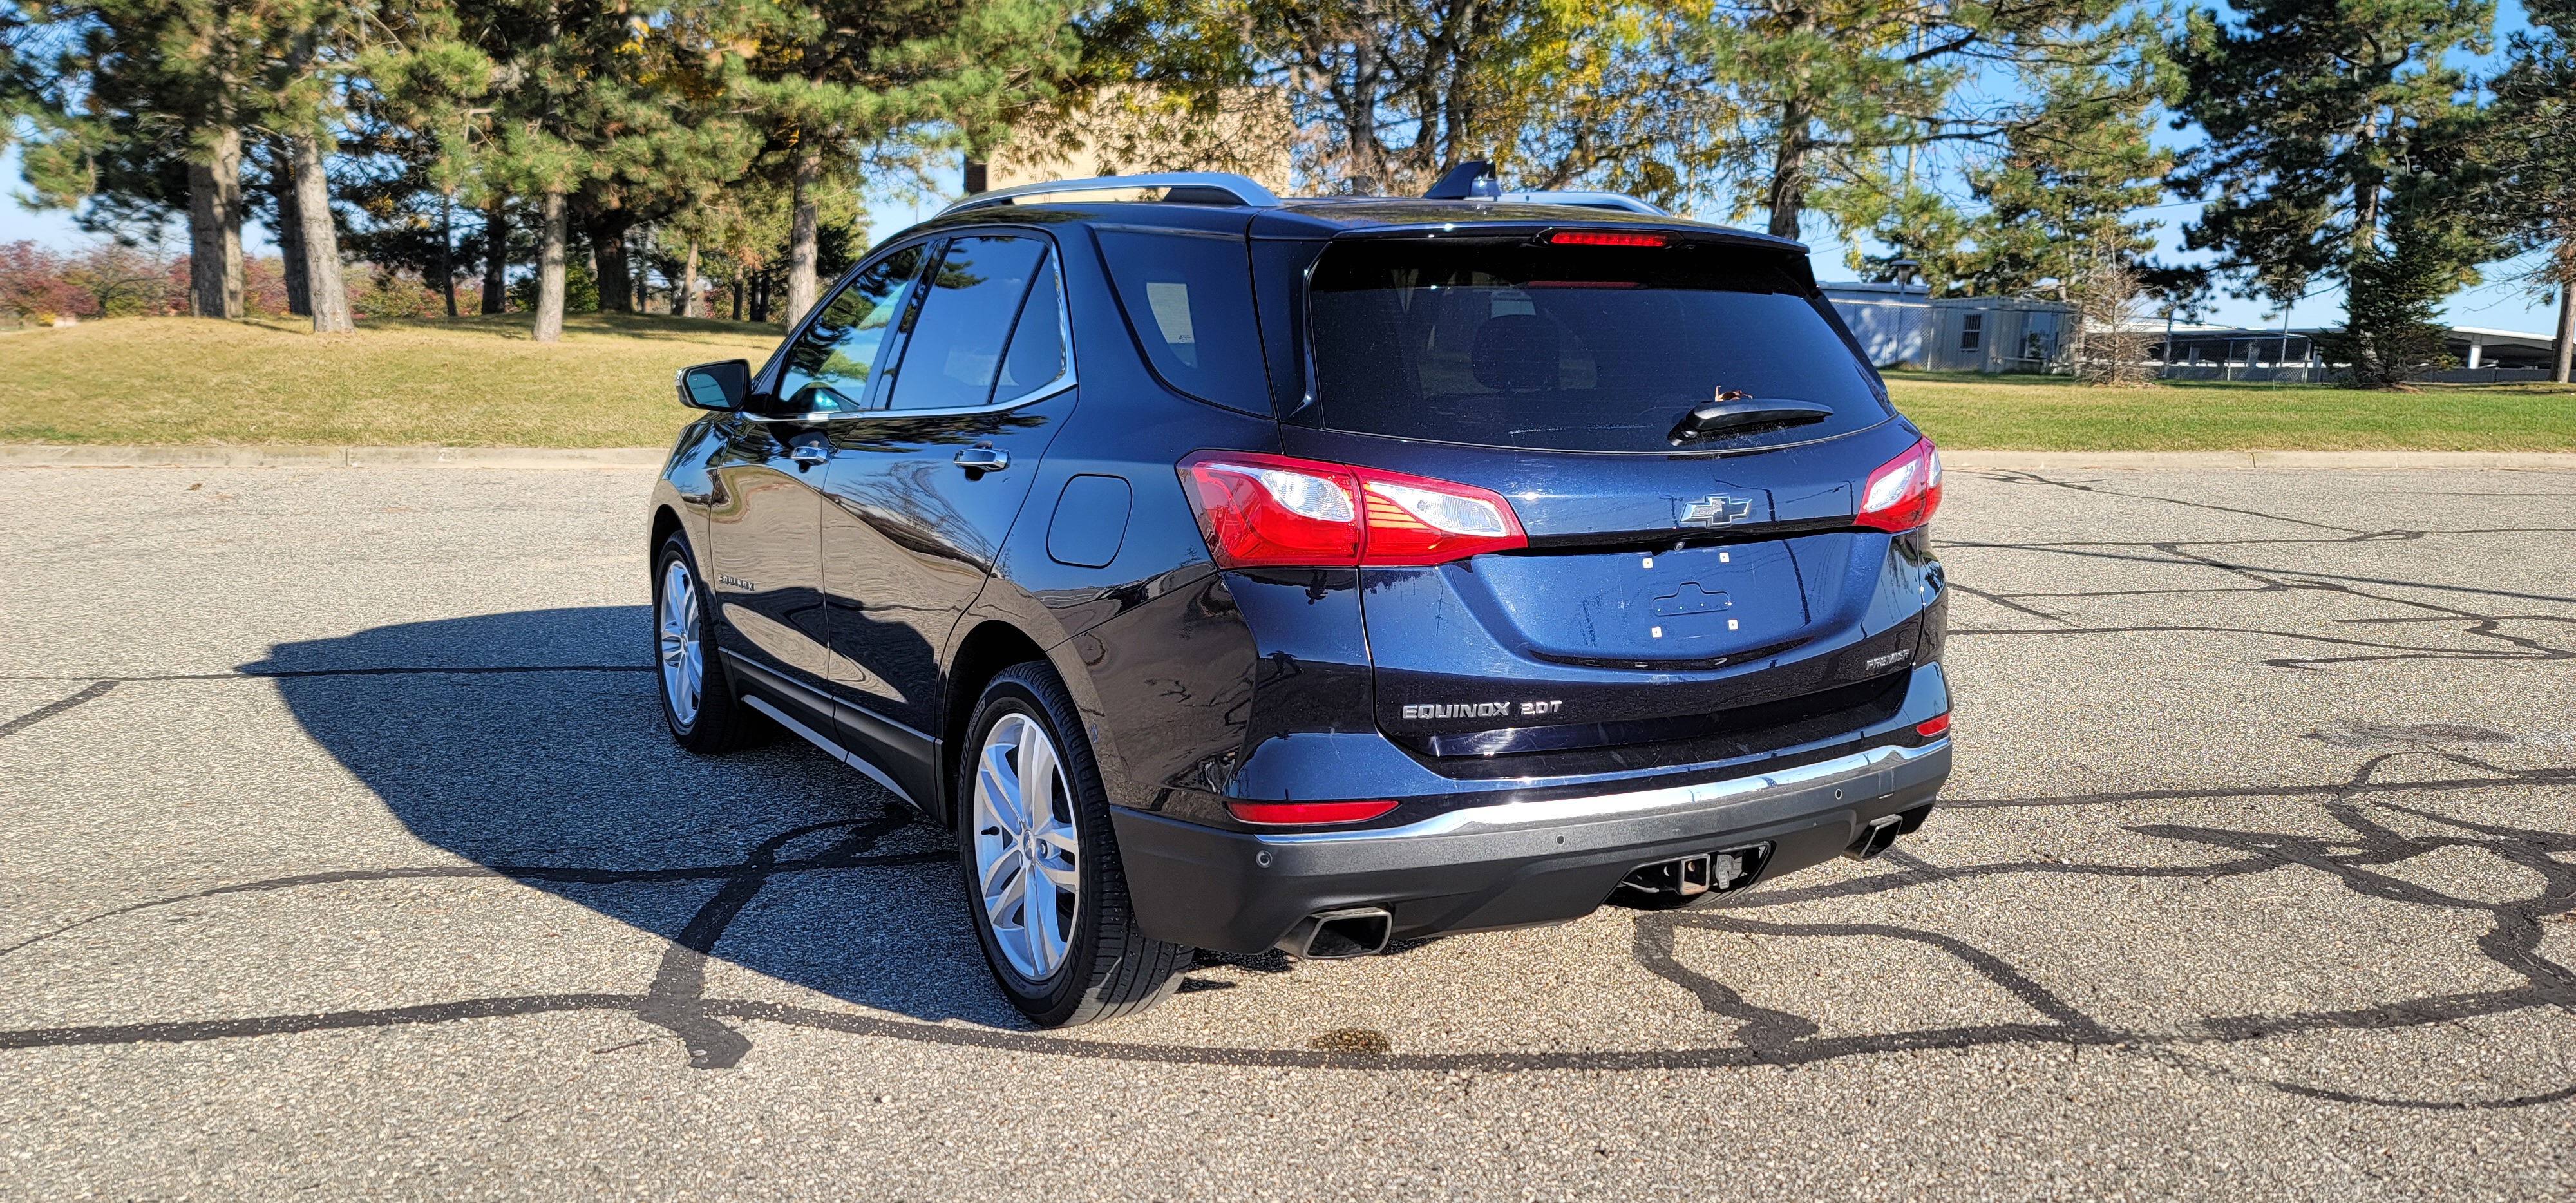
[1178,451,1528,569]
[1856,437,1943,532]
[1226,799,1399,826]
[1543,229,1669,247]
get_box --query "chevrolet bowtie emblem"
[1680,495,1754,527]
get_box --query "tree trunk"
[585,207,636,314]
[784,146,823,325]
[1341,8,1388,190]
[534,191,567,342]
[289,135,352,334]
[268,142,310,316]
[1765,102,1812,242]
[481,198,507,314]
[2554,275,2573,385]
[732,276,744,321]
[751,271,769,323]
[438,193,459,319]
[675,238,699,317]
[187,126,245,319]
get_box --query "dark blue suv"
[649,170,1952,1027]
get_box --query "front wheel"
[654,533,767,753]
[960,663,1190,1027]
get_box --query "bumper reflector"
[1227,799,1399,826]
[1915,713,1952,739]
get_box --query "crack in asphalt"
[2,749,2566,1108]
[0,681,117,737]
[3,471,2570,1112]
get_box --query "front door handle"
[954,446,1010,473]
[788,442,829,468]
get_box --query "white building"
[1819,281,1929,368]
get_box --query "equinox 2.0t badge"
[1680,495,1755,527]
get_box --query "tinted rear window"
[1309,240,1886,452]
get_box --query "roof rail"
[1499,191,1670,216]
[940,171,1285,217]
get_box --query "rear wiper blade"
[1668,398,1834,444]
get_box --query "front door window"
[778,245,927,413]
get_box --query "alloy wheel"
[658,558,703,728]
[972,712,1082,980]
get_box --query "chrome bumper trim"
[1255,741,1946,845]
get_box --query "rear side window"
[887,235,1052,411]
[1095,229,1271,413]
[994,252,1066,399]
[1308,240,1886,453]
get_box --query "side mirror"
[676,360,750,411]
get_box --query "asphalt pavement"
[2,463,2571,1200]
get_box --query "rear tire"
[654,533,767,753]
[959,663,1190,1027]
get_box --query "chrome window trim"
[1253,741,1946,845]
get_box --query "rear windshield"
[1308,240,1886,453]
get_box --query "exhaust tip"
[1278,907,1393,960]
[1844,804,1931,860]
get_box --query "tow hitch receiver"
[1614,842,1772,907]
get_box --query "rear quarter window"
[1307,239,1889,453]
[1095,229,1272,414]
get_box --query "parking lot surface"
[3,464,2571,1200]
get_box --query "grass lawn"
[1885,370,2575,451]
[1,314,2569,450]
[0,313,777,448]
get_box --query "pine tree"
[431,0,767,337]
[2314,217,2459,386]
[736,0,1074,323]
[1681,0,2150,241]
[2172,0,2494,382]
[12,0,268,317]
[2483,0,2576,381]
[1831,47,2174,299]
[14,0,369,330]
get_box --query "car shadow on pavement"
[244,605,1034,1047]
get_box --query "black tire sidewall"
[957,667,1114,1023]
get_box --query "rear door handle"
[954,446,1010,473]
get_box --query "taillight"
[1177,453,1361,568]
[1226,799,1398,826]
[1856,437,1943,532]
[1178,451,1527,569]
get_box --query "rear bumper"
[1113,739,1951,952]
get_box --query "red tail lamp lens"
[1857,437,1944,532]
[1178,451,1527,569]
[1177,453,1363,569]
[1543,229,1669,247]
[1915,713,1952,739]
[1226,799,1399,826]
